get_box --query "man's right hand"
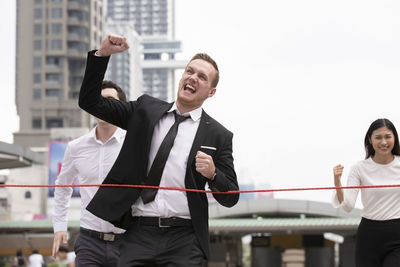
[52,231,68,258]
[96,34,130,57]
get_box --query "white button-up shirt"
[52,127,126,233]
[132,103,202,219]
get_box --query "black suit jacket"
[79,51,239,258]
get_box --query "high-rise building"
[14,0,105,148]
[106,0,174,38]
[104,19,143,100]
[106,0,186,102]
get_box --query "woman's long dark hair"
[364,118,400,159]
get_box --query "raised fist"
[96,34,130,56]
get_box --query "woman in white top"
[333,118,400,267]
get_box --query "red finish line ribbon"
[0,184,399,194]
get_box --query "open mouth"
[184,84,196,94]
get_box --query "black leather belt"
[133,216,192,228]
[80,227,123,242]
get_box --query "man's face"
[177,59,217,111]
[96,88,119,125]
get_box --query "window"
[51,8,62,18]
[69,91,80,99]
[68,59,85,71]
[67,25,89,36]
[32,118,42,129]
[33,57,41,68]
[68,0,89,5]
[34,8,42,19]
[34,24,42,35]
[46,56,62,67]
[33,40,42,50]
[144,53,161,60]
[67,41,88,52]
[45,88,63,99]
[51,23,62,34]
[51,39,62,50]
[69,76,83,89]
[46,118,63,128]
[46,73,62,83]
[33,73,41,84]
[67,10,89,21]
[35,0,42,4]
[33,88,42,100]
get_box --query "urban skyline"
[2,0,400,204]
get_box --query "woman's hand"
[333,164,344,203]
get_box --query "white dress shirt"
[131,103,202,219]
[28,253,44,267]
[332,156,400,220]
[53,127,126,233]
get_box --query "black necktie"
[141,111,189,204]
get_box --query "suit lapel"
[186,110,211,173]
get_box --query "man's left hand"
[195,151,215,180]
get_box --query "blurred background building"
[104,19,143,100]
[107,0,186,101]
[14,0,105,148]
[8,0,188,236]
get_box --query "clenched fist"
[333,164,344,185]
[96,34,130,57]
[195,151,216,180]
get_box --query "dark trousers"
[118,219,205,267]
[356,217,400,267]
[74,231,121,267]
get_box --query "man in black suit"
[79,34,239,266]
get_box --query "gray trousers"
[74,231,121,267]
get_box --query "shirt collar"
[168,102,202,122]
[90,126,126,144]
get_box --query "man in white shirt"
[52,81,126,267]
[79,34,240,266]
[28,250,44,267]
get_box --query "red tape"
[0,184,399,194]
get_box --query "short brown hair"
[101,80,127,102]
[189,53,219,87]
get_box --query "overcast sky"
[2,0,400,204]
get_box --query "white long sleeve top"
[332,156,400,220]
[52,127,126,233]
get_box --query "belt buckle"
[102,233,115,242]
[158,217,171,228]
